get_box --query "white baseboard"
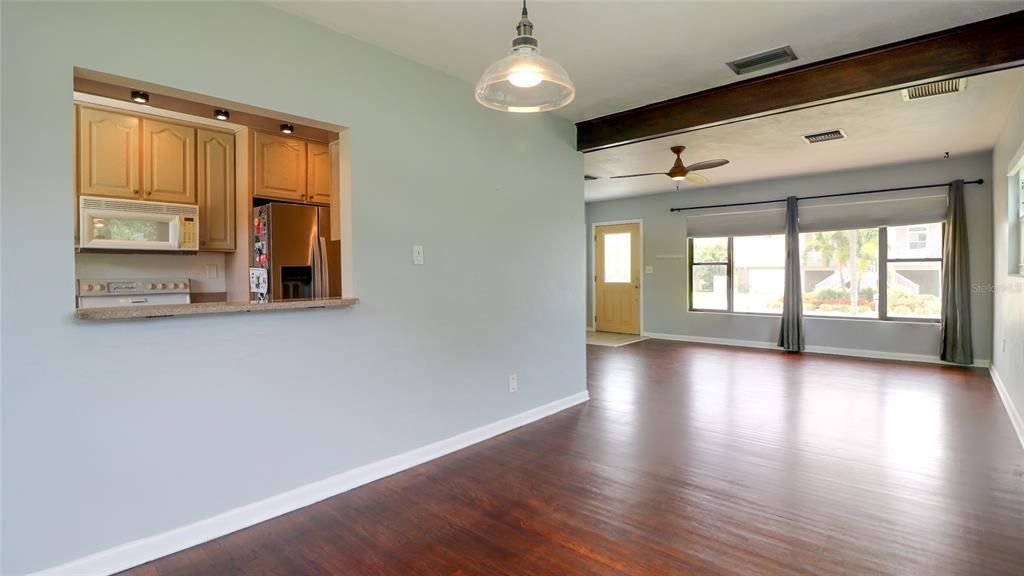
[642,331,991,368]
[990,366,1024,451]
[29,390,591,576]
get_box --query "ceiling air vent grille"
[726,45,798,75]
[901,78,967,101]
[803,129,846,144]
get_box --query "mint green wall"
[0,2,585,573]
[991,90,1024,440]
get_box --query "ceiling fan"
[610,146,729,184]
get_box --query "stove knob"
[148,283,156,290]
[158,283,167,290]
[84,284,94,292]
[171,282,180,289]
[97,284,105,292]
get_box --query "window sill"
[687,309,940,325]
[75,297,360,321]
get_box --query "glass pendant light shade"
[475,1,575,113]
[475,45,575,113]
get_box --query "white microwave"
[79,196,199,252]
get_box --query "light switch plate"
[645,265,654,274]
[206,264,219,279]
[413,245,424,265]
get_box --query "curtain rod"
[669,179,984,213]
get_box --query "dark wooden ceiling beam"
[576,10,1024,152]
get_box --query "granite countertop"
[75,297,360,321]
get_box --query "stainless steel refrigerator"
[253,203,341,301]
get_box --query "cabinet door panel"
[307,141,332,205]
[143,119,196,203]
[254,132,306,202]
[197,129,236,251]
[78,107,140,199]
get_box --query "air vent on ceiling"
[726,45,798,75]
[803,129,846,144]
[901,78,967,101]
[584,174,599,181]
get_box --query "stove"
[76,278,191,309]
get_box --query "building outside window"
[907,225,928,250]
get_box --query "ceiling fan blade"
[685,159,730,171]
[609,172,668,179]
[685,172,708,185]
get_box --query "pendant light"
[475,0,575,113]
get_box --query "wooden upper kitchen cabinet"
[306,141,332,205]
[254,131,307,202]
[197,129,236,251]
[142,118,195,204]
[77,106,140,199]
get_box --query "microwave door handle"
[169,216,181,249]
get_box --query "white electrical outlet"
[413,245,424,265]
[645,265,654,274]
[508,374,518,393]
[206,264,218,279]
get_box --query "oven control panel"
[77,278,191,296]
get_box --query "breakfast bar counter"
[75,297,360,321]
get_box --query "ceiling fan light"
[671,175,686,181]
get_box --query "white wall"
[0,2,585,574]
[991,90,1024,440]
[586,154,994,361]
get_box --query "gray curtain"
[778,196,805,352]
[940,180,973,364]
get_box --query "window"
[885,223,942,319]
[800,228,879,318]
[1019,169,1024,274]
[603,232,632,283]
[907,225,928,250]
[733,235,786,314]
[690,237,729,310]
[688,223,941,321]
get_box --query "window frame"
[688,237,733,312]
[880,224,944,323]
[687,224,944,323]
[1018,169,1024,274]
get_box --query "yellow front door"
[595,223,641,334]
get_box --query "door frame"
[591,219,644,335]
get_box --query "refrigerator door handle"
[310,237,320,299]
[319,237,330,298]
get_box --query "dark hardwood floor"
[122,340,1024,575]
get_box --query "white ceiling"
[273,1,1020,122]
[583,67,1024,201]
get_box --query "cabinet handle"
[145,190,152,197]
[200,240,207,246]
[133,189,140,196]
